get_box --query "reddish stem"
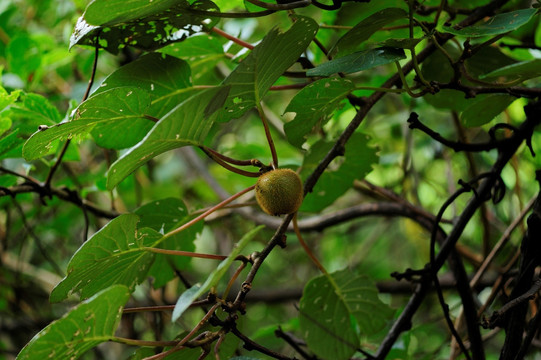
[223,262,246,299]
[163,185,256,240]
[257,106,278,168]
[201,147,261,177]
[211,27,254,50]
[202,146,263,167]
[293,213,328,274]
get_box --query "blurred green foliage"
[1,0,541,359]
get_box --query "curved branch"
[407,112,516,152]
[375,99,541,359]
[245,0,311,10]
[0,183,118,219]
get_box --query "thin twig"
[10,196,64,276]
[257,105,279,168]
[231,325,294,360]
[293,213,327,274]
[45,38,99,188]
[429,185,473,360]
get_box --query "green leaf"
[218,16,318,122]
[379,37,424,49]
[9,93,62,133]
[22,87,153,160]
[442,8,537,37]
[172,225,264,321]
[134,198,190,233]
[421,43,460,83]
[329,8,407,57]
[106,86,229,189]
[84,0,181,25]
[0,117,12,137]
[480,59,541,81]
[159,34,224,59]
[50,214,157,302]
[307,47,406,77]
[87,88,153,149]
[284,78,355,148]
[299,269,394,360]
[0,87,21,112]
[0,129,23,158]
[93,53,194,118]
[460,94,517,127]
[17,285,130,360]
[300,133,378,212]
[135,198,202,288]
[71,0,220,54]
[6,35,42,80]
[423,90,472,111]
[464,46,517,79]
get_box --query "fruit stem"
[200,147,261,177]
[223,262,247,299]
[257,104,279,168]
[293,213,328,274]
[201,146,264,167]
[163,185,256,240]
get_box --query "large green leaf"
[442,8,537,37]
[50,214,158,302]
[379,37,424,49]
[84,0,180,25]
[284,78,355,148]
[134,198,190,232]
[172,225,264,321]
[17,285,130,360]
[218,16,318,122]
[480,59,541,81]
[22,87,153,159]
[159,34,224,60]
[300,133,378,212]
[423,89,473,111]
[329,8,407,57]
[464,46,517,79]
[0,129,23,159]
[307,47,406,77]
[71,0,220,54]
[460,94,517,128]
[135,198,202,288]
[0,87,21,112]
[106,85,229,189]
[299,269,394,360]
[421,43,460,83]
[8,93,62,134]
[159,35,226,85]
[0,117,11,137]
[94,53,194,118]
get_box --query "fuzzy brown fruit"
[255,168,303,216]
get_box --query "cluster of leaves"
[2,0,541,359]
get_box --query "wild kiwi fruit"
[255,168,303,216]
